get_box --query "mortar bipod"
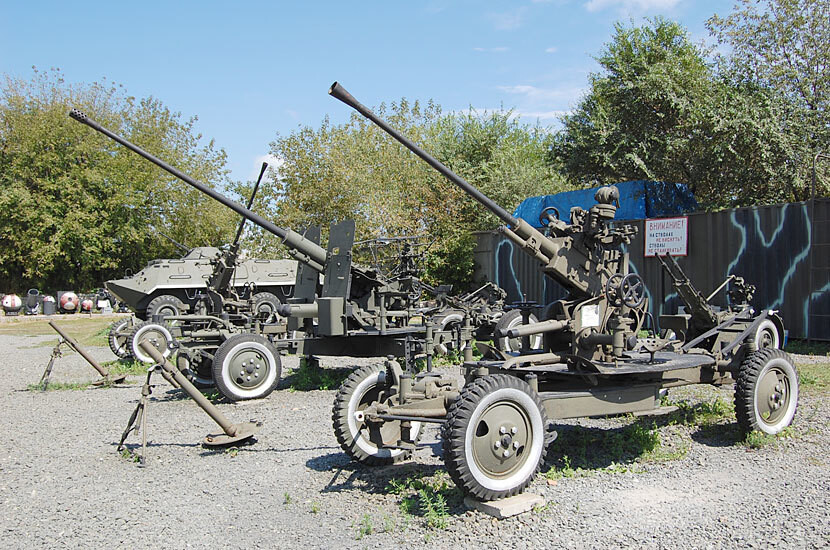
[137,341,261,448]
[39,321,128,389]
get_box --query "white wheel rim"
[347,371,421,459]
[219,340,279,399]
[132,324,173,363]
[464,387,544,492]
[753,358,798,434]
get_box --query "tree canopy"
[548,14,814,209]
[248,100,567,288]
[0,69,238,291]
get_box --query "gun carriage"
[69,109,464,402]
[328,82,798,500]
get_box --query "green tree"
[550,17,803,209]
[256,100,564,288]
[708,0,830,198]
[0,69,238,291]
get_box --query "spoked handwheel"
[332,364,422,465]
[735,348,799,435]
[443,374,549,500]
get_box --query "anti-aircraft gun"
[69,108,461,401]
[328,82,800,501]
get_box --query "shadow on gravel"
[545,402,743,474]
[307,453,445,496]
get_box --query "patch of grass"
[120,448,140,463]
[103,358,148,376]
[797,363,830,391]
[285,358,350,391]
[668,396,735,426]
[742,426,798,449]
[0,316,115,348]
[387,471,458,530]
[545,416,689,480]
[225,447,239,458]
[354,513,373,540]
[28,381,91,391]
[785,339,830,357]
[310,501,320,514]
[283,492,292,505]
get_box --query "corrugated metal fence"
[473,199,830,340]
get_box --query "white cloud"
[473,47,510,53]
[584,0,681,13]
[486,8,527,31]
[497,84,586,102]
[249,154,283,181]
[545,47,558,54]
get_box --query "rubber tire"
[252,292,281,322]
[493,309,542,352]
[212,334,281,401]
[443,374,548,500]
[753,319,780,350]
[180,354,215,389]
[145,294,185,320]
[129,320,175,364]
[107,317,132,359]
[735,348,799,435]
[332,364,422,465]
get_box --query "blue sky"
[1,0,731,183]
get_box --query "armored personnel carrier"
[105,247,296,320]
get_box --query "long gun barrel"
[68,109,327,272]
[329,82,563,280]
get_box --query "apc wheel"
[493,309,542,352]
[212,334,281,401]
[735,348,798,435]
[753,319,780,350]
[146,294,185,319]
[108,317,132,359]
[180,354,215,389]
[332,364,422,465]
[443,374,548,500]
[129,320,175,364]
[252,292,281,322]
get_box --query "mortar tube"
[138,341,238,437]
[48,321,109,377]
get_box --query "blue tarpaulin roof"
[513,181,699,228]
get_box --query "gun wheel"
[493,309,542,352]
[332,364,422,465]
[212,334,281,401]
[443,374,548,500]
[753,319,780,350]
[735,348,798,435]
[108,317,133,359]
[129,320,175,364]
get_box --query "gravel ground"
[0,331,828,549]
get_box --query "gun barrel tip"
[68,108,86,122]
[328,82,339,94]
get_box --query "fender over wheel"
[129,320,175,364]
[443,374,549,500]
[212,334,281,401]
[734,348,798,435]
[332,364,422,465]
[753,319,780,350]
